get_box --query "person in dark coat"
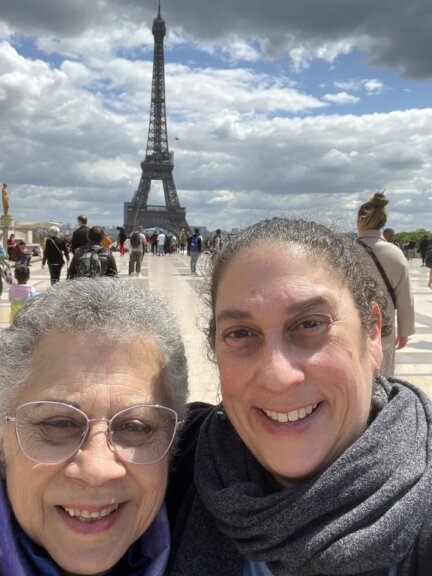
[419,235,430,266]
[42,226,69,284]
[70,214,89,254]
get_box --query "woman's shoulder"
[374,240,409,270]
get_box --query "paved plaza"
[1,252,431,401]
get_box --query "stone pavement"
[1,253,431,401]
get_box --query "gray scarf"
[169,378,432,576]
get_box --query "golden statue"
[2,183,9,217]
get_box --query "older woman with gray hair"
[42,226,70,284]
[0,277,188,576]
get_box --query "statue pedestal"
[1,215,14,250]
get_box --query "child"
[8,264,37,323]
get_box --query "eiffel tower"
[123,1,190,235]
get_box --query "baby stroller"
[0,255,13,296]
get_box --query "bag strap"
[49,237,64,258]
[357,239,396,308]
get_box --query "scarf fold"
[192,378,432,576]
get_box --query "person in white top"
[157,231,166,256]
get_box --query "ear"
[368,302,383,371]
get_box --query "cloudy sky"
[1,0,432,232]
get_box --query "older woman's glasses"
[4,401,178,465]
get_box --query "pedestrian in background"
[8,264,37,323]
[420,235,430,266]
[70,214,89,254]
[6,233,16,260]
[42,226,69,284]
[127,226,146,276]
[188,228,202,275]
[357,192,415,376]
[157,231,166,256]
[11,240,31,266]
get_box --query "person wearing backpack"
[128,226,146,276]
[67,226,117,279]
[188,228,202,275]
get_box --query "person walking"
[42,226,70,284]
[157,231,166,256]
[188,228,202,275]
[179,229,187,255]
[70,215,89,254]
[357,192,415,376]
[128,226,146,276]
[116,226,127,256]
[419,235,430,266]
[150,231,158,255]
[212,229,223,253]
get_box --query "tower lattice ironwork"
[124,1,189,235]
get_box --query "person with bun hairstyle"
[357,192,415,376]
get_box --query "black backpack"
[190,235,200,252]
[130,232,141,249]
[76,246,109,278]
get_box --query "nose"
[64,425,126,485]
[257,341,305,392]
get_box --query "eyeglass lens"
[14,402,177,464]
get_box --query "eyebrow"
[45,398,81,409]
[216,295,334,324]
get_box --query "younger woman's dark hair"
[14,264,30,283]
[203,217,388,355]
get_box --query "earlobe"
[369,303,383,371]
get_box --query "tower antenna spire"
[158,0,161,17]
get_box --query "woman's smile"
[215,244,382,482]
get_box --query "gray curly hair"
[0,277,188,459]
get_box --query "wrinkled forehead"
[15,330,166,409]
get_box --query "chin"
[50,548,123,576]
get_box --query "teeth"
[63,504,119,522]
[263,403,317,424]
